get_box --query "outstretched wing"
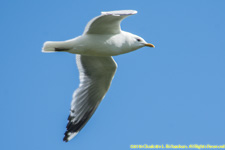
[63,55,117,142]
[83,10,137,35]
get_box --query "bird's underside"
[63,55,117,142]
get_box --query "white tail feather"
[42,41,57,52]
[42,41,70,52]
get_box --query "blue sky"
[1,0,225,150]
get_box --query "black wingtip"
[63,131,69,142]
[55,48,70,51]
[63,137,69,142]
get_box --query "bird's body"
[42,10,154,142]
[44,31,149,56]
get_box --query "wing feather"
[83,10,137,34]
[63,54,117,142]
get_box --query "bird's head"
[132,35,155,49]
[110,32,155,55]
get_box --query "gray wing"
[83,10,137,34]
[63,55,117,142]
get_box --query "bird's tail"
[42,41,70,52]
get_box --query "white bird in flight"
[42,10,155,142]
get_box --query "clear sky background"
[1,0,225,150]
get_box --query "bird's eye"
[136,38,141,42]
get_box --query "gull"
[42,10,155,142]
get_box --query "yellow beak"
[145,43,155,48]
